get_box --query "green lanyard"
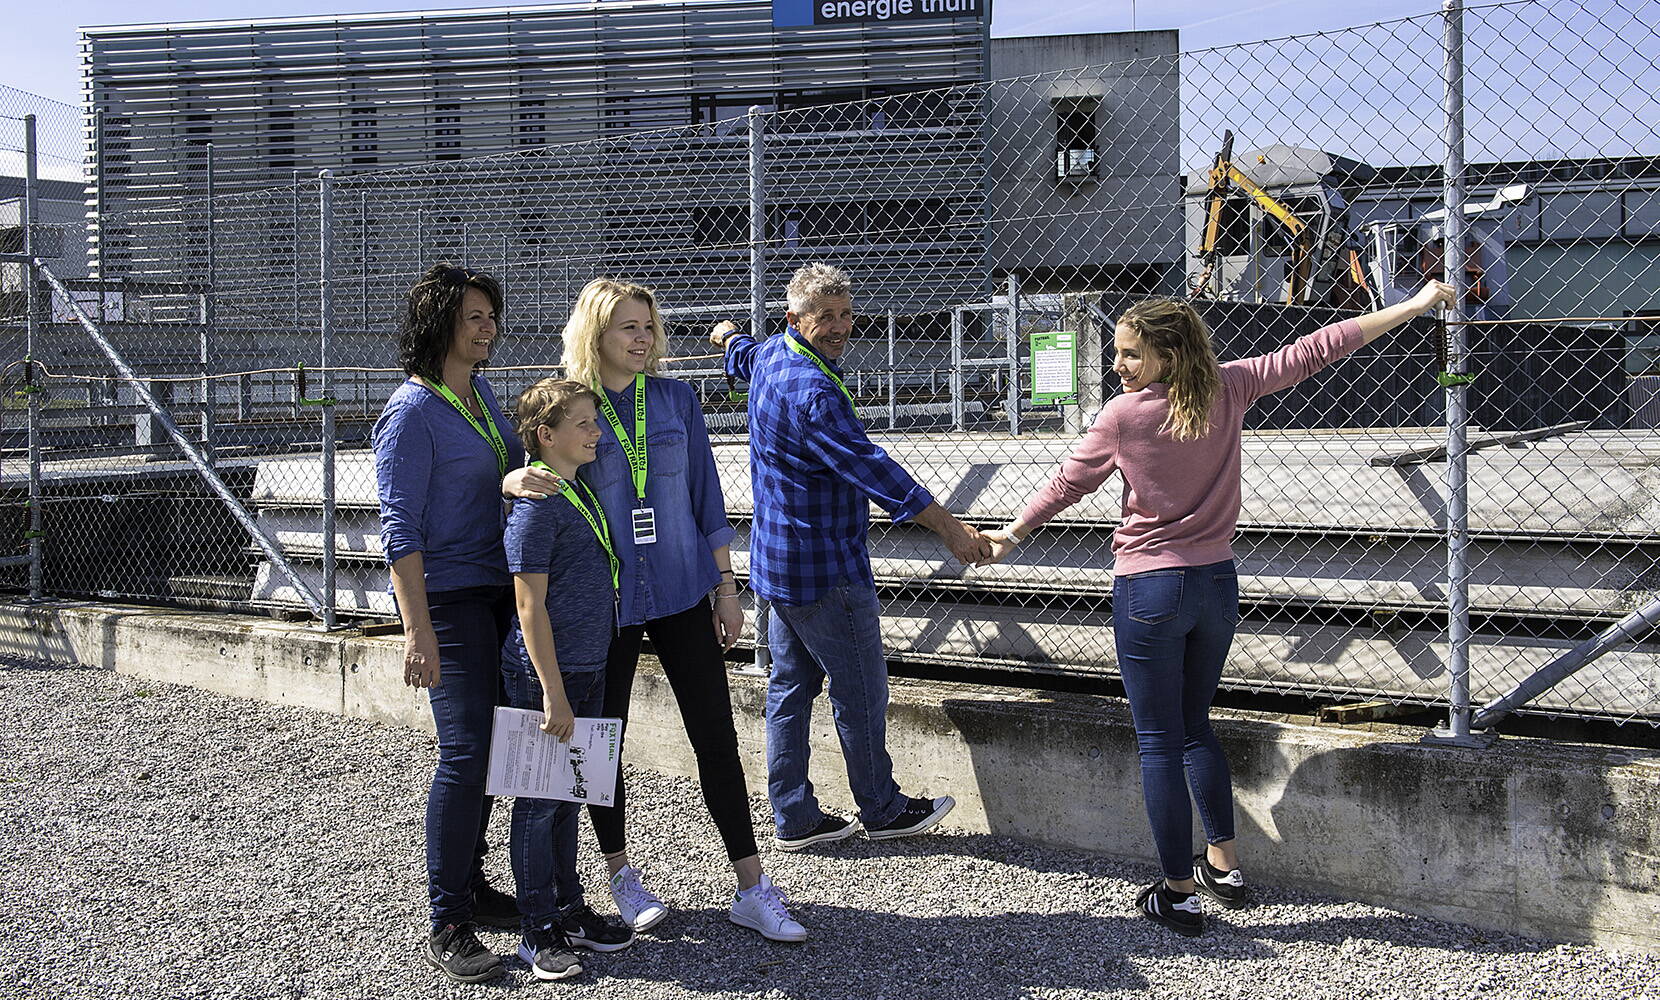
[785,331,858,417]
[594,373,648,503]
[430,377,509,478]
[530,461,619,596]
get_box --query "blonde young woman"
[979,280,1456,937]
[563,278,806,942]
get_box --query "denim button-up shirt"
[578,375,734,626]
[373,376,524,593]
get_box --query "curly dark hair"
[398,262,505,381]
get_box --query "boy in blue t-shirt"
[502,378,633,981]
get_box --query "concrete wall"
[3,598,1656,955]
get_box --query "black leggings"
[587,596,759,864]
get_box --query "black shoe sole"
[471,912,520,930]
[865,796,955,841]
[1135,882,1204,937]
[424,950,506,984]
[775,820,863,852]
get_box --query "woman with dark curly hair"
[372,262,563,983]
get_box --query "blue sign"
[773,0,984,27]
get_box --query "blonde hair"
[559,278,668,386]
[513,378,598,461]
[786,262,853,315]
[1118,299,1221,442]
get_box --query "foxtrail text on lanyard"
[530,461,621,614]
[594,373,657,545]
[784,331,858,418]
[430,376,510,478]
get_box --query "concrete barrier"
[2,598,1655,955]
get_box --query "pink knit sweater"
[1017,319,1366,576]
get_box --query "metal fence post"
[950,307,965,431]
[23,115,42,601]
[748,105,767,340]
[1428,0,1485,746]
[201,142,216,464]
[886,310,897,429]
[319,170,339,631]
[1006,271,1021,435]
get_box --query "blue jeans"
[423,585,512,931]
[503,663,606,930]
[1112,561,1240,881]
[766,581,905,837]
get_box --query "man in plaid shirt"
[713,262,987,851]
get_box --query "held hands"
[1409,279,1457,316]
[403,626,441,689]
[503,464,564,500]
[709,320,740,348]
[975,528,1020,568]
[541,690,576,743]
[945,522,993,566]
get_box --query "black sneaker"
[1136,880,1204,937]
[775,814,862,852]
[559,903,635,952]
[517,923,583,982]
[425,923,505,983]
[865,795,955,841]
[471,878,519,929]
[1192,854,1248,909]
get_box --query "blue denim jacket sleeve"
[373,395,433,567]
[800,389,933,524]
[680,383,736,550]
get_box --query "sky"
[3,0,1443,109]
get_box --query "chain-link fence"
[3,0,1658,730]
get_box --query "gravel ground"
[1,655,1656,1000]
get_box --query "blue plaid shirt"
[726,328,933,606]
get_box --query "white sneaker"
[609,865,669,932]
[728,875,807,942]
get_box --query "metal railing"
[3,0,1659,730]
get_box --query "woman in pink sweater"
[979,280,1454,936]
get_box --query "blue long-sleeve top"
[724,329,933,606]
[372,376,525,593]
[577,375,735,626]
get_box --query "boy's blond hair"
[513,378,598,461]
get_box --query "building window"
[264,109,296,169]
[433,103,461,160]
[518,99,547,148]
[1053,96,1100,180]
[350,105,378,164]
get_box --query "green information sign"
[1029,330,1077,404]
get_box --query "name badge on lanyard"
[596,373,657,546]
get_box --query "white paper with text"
[485,708,622,804]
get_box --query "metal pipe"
[1006,272,1021,435]
[35,263,328,619]
[887,311,897,429]
[201,142,216,464]
[319,170,339,630]
[950,308,965,431]
[749,106,767,340]
[1471,594,1660,730]
[23,115,42,601]
[1436,0,1473,742]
